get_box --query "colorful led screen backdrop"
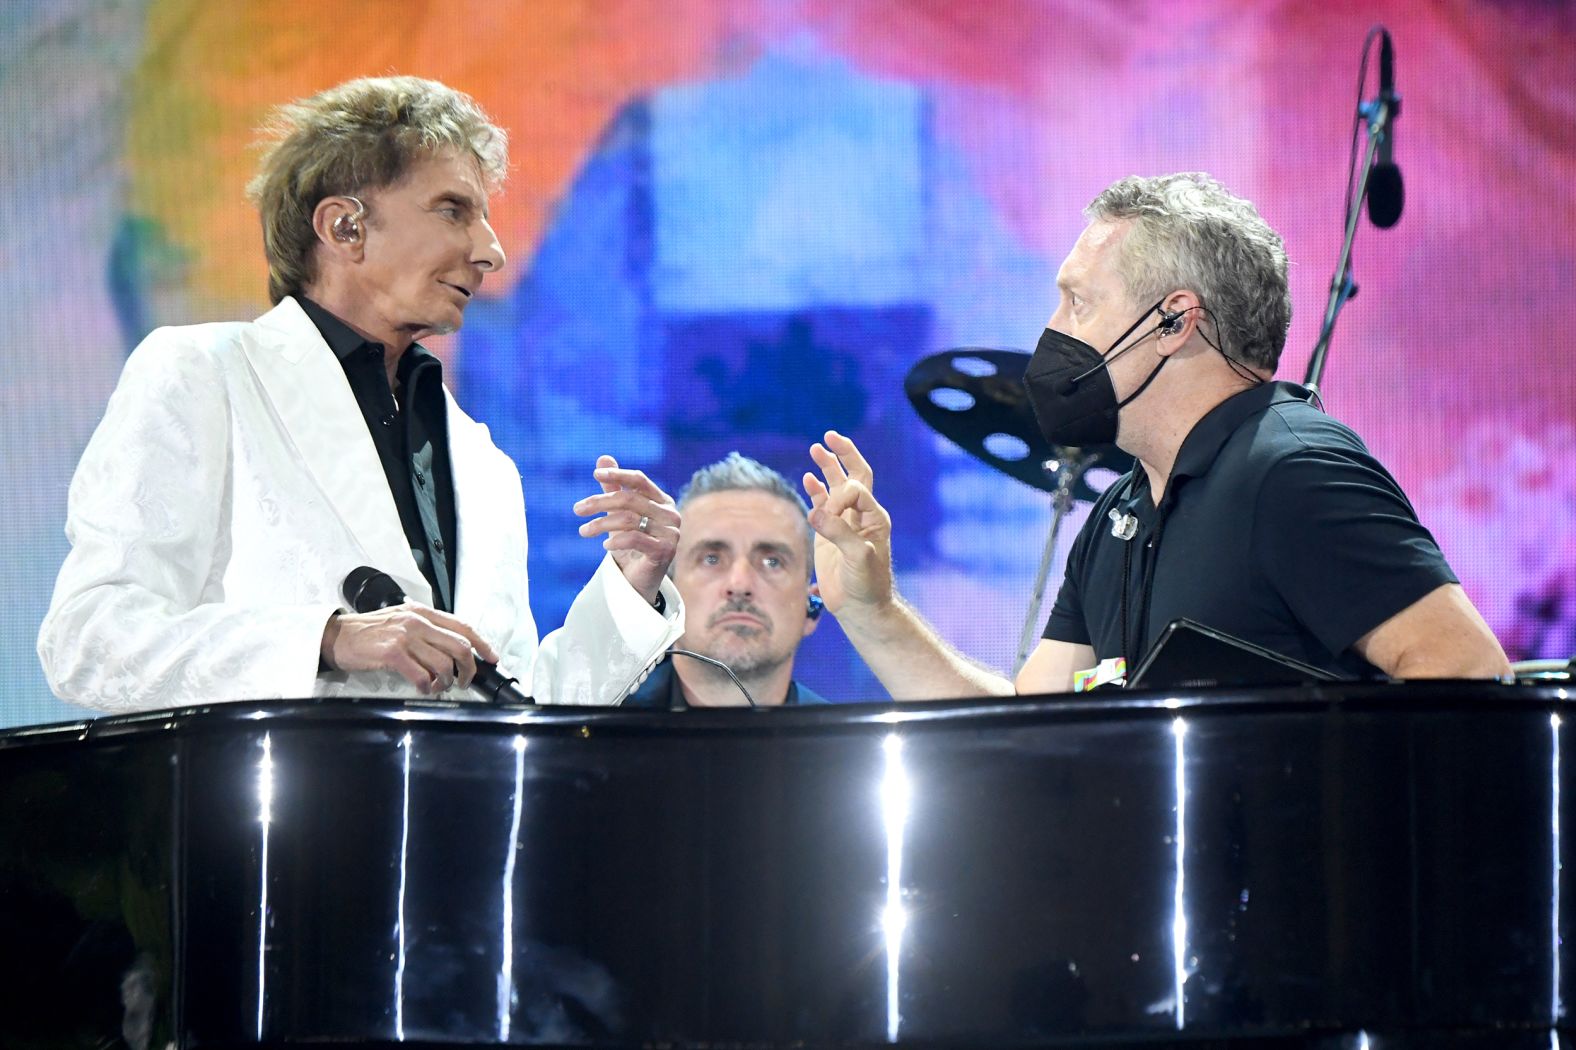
[3,1,1573,726]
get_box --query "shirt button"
[415,470,426,485]
[434,539,445,554]
[382,415,394,427]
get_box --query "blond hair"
[245,76,508,304]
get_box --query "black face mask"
[1023,299,1171,448]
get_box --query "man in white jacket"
[38,76,684,713]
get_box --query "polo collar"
[1118,381,1314,517]
[1173,380,1314,480]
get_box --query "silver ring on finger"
[637,514,651,533]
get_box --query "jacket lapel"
[241,297,431,605]
[446,393,512,624]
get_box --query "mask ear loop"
[1069,299,1169,385]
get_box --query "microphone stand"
[1304,90,1396,398]
[1014,449,1096,675]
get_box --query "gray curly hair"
[678,453,813,578]
[1087,172,1291,371]
[246,75,509,305]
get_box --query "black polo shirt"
[1043,381,1457,679]
[298,297,458,611]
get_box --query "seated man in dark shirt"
[625,454,829,708]
[800,172,1510,696]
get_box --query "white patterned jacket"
[38,297,682,713]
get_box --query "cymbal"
[903,348,1133,501]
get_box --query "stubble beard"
[699,623,792,681]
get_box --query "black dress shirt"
[298,297,459,611]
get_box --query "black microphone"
[340,566,532,705]
[1366,30,1404,229]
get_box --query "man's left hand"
[803,430,896,621]
[573,455,680,606]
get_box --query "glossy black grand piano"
[1,683,1570,1048]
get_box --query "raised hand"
[573,454,680,604]
[802,431,1016,701]
[802,430,895,620]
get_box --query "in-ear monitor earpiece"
[330,195,367,243]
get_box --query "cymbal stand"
[1014,449,1096,675]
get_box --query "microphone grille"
[342,566,406,612]
[1366,163,1404,229]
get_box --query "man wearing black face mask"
[803,173,1509,697]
